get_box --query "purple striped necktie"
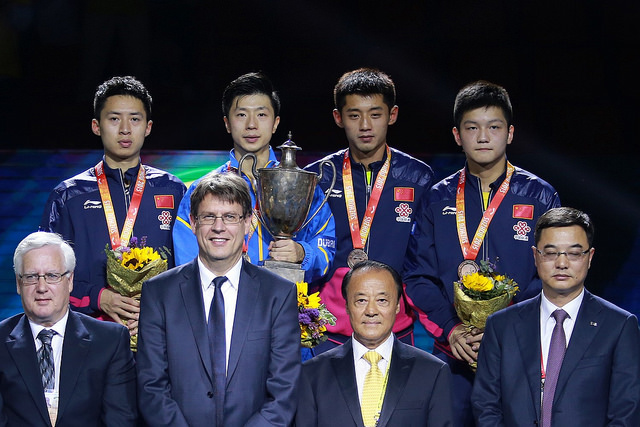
[542,309,569,427]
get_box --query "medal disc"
[458,260,479,278]
[347,248,368,268]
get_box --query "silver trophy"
[238,133,336,283]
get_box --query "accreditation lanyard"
[95,160,146,250]
[343,146,391,250]
[455,161,514,260]
[370,352,392,427]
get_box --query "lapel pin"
[590,321,597,327]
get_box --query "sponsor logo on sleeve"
[158,211,172,231]
[513,220,531,241]
[395,203,413,223]
[83,200,102,209]
[329,189,343,198]
[442,206,456,215]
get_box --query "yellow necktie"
[361,351,384,427]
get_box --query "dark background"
[1,1,639,310]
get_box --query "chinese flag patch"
[513,204,534,220]
[155,195,175,209]
[394,187,414,202]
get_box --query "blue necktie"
[542,309,569,427]
[208,276,227,426]
[37,329,56,390]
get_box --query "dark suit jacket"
[472,290,640,426]
[0,310,137,426]
[136,259,300,427]
[296,337,454,427]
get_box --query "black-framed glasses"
[19,271,70,285]
[196,213,245,225]
[534,248,590,262]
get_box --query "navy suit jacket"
[136,258,300,427]
[0,310,137,426]
[296,338,454,427]
[472,291,640,426]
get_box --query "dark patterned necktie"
[208,276,227,426]
[37,329,56,390]
[542,309,569,427]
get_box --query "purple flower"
[298,312,312,325]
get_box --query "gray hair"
[14,232,76,275]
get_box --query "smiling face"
[452,106,513,176]
[92,95,152,171]
[223,94,280,161]
[333,94,398,166]
[16,245,73,327]
[534,225,595,305]
[191,193,251,275]
[345,268,400,349]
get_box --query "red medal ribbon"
[343,145,391,250]
[95,160,146,250]
[455,161,515,260]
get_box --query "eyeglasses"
[19,271,70,285]
[196,213,245,225]
[535,248,590,262]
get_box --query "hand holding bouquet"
[105,236,169,350]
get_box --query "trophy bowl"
[239,134,336,241]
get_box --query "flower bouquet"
[453,260,519,368]
[105,236,169,351]
[297,281,336,351]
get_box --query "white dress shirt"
[29,309,69,392]
[539,289,584,371]
[198,256,241,372]
[352,333,394,402]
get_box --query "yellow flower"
[121,247,161,271]
[494,275,506,282]
[307,292,321,309]
[461,272,494,292]
[296,281,308,295]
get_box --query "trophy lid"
[277,131,302,170]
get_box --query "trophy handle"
[237,153,259,180]
[299,160,337,230]
[236,152,271,232]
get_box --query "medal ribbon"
[455,161,514,260]
[343,146,391,250]
[95,160,146,250]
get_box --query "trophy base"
[262,259,305,283]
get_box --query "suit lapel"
[376,340,413,427]
[515,296,543,416]
[6,315,52,425]
[180,261,214,384]
[331,341,365,427]
[57,311,91,422]
[554,291,601,404]
[226,260,259,384]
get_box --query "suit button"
[207,391,214,398]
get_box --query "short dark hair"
[341,260,403,302]
[334,68,396,112]
[534,207,595,248]
[222,72,281,118]
[190,172,252,219]
[453,80,512,128]
[93,76,152,120]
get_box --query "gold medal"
[347,248,368,268]
[458,260,479,278]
